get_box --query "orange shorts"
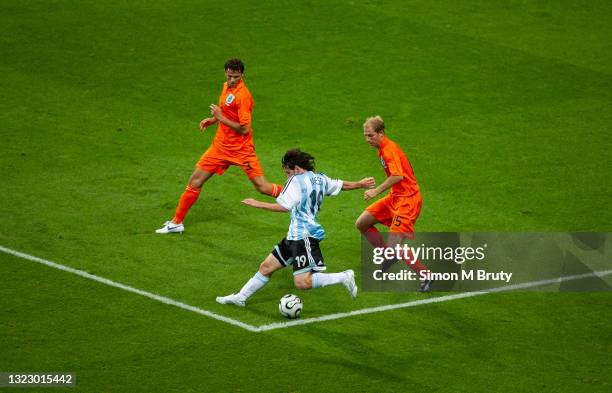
[366,192,422,237]
[196,144,264,179]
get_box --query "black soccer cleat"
[381,258,399,273]
[418,279,432,293]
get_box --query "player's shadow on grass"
[293,327,426,387]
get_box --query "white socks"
[312,272,346,288]
[238,272,269,300]
[236,271,348,300]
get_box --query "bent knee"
[355,219,369,232]
[294,281,310,290]
[188,169,211,188]
[294,278,311,290]
[259,261,274,276]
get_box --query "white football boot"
[216,293,246,307]
[155,221,184,234]
[342,269,358,299]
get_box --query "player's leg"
[296,272,347,291]
[391,194,431,291]
[356,210,387,248]
[216,253,283,306]
[357,207,411,273]
[239,151,283,197]
[156,168,214,234]
[217,239,290,307]
[292,238,357,299]
[250,175,283,198]
[157,145,231,234]
[383,230,431,292]
[298,270,357,299]
[356,197,422,275]
[356,196,394,250]
[174,168,214,223]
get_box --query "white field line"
[2,245,611,333]
[255,269,612,332]
[0,245,260,332]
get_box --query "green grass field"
[1,0,611,392]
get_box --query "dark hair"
[282,149,315,171]
[224,58,245,73]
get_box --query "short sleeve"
[385,149,405,177]
[276,176,301,210]
[323,175,343,196]
[237,92,253,127]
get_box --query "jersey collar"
[378,135,390,151]
[226,79,244,92]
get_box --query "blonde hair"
[363,115,385,133]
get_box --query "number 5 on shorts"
[392,215,402,227]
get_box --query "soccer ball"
[279,294,303,319]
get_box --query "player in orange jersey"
[156,58,283,234]
[355,116,432,292]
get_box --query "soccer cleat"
[155,221,184,234]
[216,293,246,307]
[342,269,358,299]
[418,278,432,293]
[381,258,399,273]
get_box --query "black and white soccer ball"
[279,294,303,319]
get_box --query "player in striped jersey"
[216,149,375,307]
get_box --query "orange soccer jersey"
[169,74,283,227]
[367,136,422,235]
[213,79,254,152]
[197,79,264,179]
[378,136,419,197]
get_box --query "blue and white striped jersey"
[276,171,343,241]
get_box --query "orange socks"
[404,256,428,275]
[364,227,386,248]
[173,186,201,224]
[364,227,428,274]
[172,183,279,224]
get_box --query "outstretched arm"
[342,177,376,190]
[242,198,289,212]
[364,175,402,200]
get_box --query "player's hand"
[209,104,222,120]
[364,189,378,201]
[360,177,376,189]
[242,198,259,208]
[199,117,216,132]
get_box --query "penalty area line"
[0,245,260,333]
[255,269,612,332]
